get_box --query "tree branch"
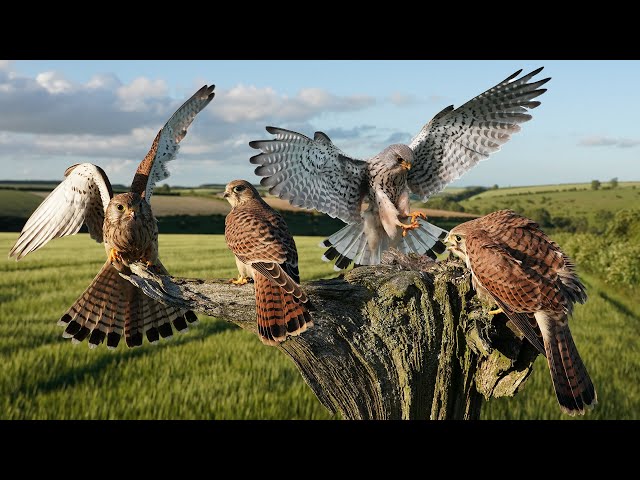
[120,252,540,419]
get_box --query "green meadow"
[460,181,640,226]
[1,232,637,420]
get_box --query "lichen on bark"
[121,252,540,420]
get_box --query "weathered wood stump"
[121,252,539,420]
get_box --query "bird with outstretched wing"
[250,68,549,270]
[9,84,215,348]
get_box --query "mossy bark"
[122,255,539,420]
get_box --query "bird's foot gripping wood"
[489,307,504,315]
[407,211,428,224]
[108,248,126,271]
[230,275,250,286]
[398,220,421,237]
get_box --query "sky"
[1,60,638,188]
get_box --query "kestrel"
[223,180,313,346]
[8,84,215,349]
[249,68,549,270]
[445,209,597,415]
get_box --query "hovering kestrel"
[8,84,215,348]
[223,180,312,346]
[249,68,549,270]
[446,209,597,415]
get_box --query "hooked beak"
[443,233,454,248]
[401,160,412,171]
[129,205,139,219]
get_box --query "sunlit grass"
[1,233,637,420]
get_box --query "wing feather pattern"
[408,68,550,199]
[249,127,368,224]
[8,163,113,260]
[131,84,215,202]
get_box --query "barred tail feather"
[58,260,197,349]
[536,312,597,416]
[254,273,312,346]
[321,219,448,269]
[403,220,448,260]
[321,222,367,270]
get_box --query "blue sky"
[1,60,638,188]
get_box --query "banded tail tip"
[158,323,174,339]
[57,313,72,326]
[172,316,188,332]
[146,327,160,344]
[107,332,121,349]
[185,311,198,323]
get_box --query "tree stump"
[121,252,540,420]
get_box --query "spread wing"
[8,163,113,260]
[130,84,215,203]
[249,127,368,224]
[408,68,550,200]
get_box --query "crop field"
[1,232,637,420]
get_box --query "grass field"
[464,181,640,199]
[461,183,640,224]
[0,190,44,218]
[1,232,637,420]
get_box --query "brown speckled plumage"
[8,85,215,348]
[224,180,312,345]
[447,209,596,415]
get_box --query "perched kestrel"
[8,84,215,349]
[446,209,597,415]
[249,68,549,270]
[223,180,312,346]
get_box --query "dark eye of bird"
[455,235,462,242]
[396,156,403,163]
[116,204,124,211]
[233,185,245,193]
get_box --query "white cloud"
[116,77,168,112]
[579,136,640,148]
[36,71,73,94]
[0,60,11,70]
[0,63,382,185]
[214,84,375,123]
[87,73,121,90]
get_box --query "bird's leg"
[395,219,421,237]
[230,275,250,286]
[489,307,504,315]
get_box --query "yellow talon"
[230,275,249,286]
[489,307,504,315]
[400,222,420,237]
[408,211,428,224]
[108,248,122,264]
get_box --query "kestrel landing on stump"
[250,68,549,270]
[9,84,215,349]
